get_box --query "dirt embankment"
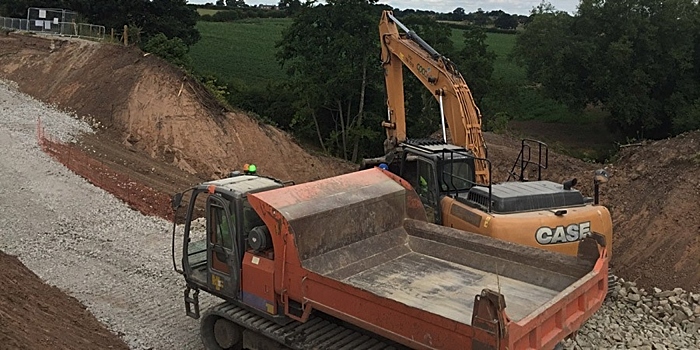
[443,130,700,292]
[0,33,355,187]
[0,251,130,350]
[602,132,700,291]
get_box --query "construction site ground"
[0,33,699,349]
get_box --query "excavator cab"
[170,174,284,318]
[394,141,482,224]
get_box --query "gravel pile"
[0,80,211,350]
[562,279,700,349]
[0,79,93,143]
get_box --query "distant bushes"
[200,9,286,22]
[142,33,192,68]
[442,21,517,34]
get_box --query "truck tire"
[201,313,243,350]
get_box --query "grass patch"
[188,19,291,88]
[451,30,525,83]
[197,8,223,16]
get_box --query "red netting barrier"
[37,117,174,221]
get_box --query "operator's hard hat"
[378,163,389,170]
[243,163,250,172]
[248,164,257,173]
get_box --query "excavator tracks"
[201,302,407,350]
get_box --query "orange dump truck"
[171,168,608,350]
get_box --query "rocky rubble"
[562,279,700,349]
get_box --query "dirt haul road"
[0,81,214,349]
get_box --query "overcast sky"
[187,0,580,16]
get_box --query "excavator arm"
[379,10,490,184]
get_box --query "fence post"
[123,25,128,46]
[111,28,114,41]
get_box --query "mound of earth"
[0,251,129,350]
[602,131,700,292]
[439,129,700,292]
[0,33,355,186]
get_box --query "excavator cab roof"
[401,140,474,161]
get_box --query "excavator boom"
[379,10,489,184]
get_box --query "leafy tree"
[456,26,496,105]
[494,13,518,30]
[512,6,586,108]
[143,0,200,46]
[226,0,246,7]
[0,0,200,46]
[278,0,301,14]
[276,0,383,161]
[465,9,491,26]
[451,7,465,21]
[515,0,700,138]
[142,33,192,68]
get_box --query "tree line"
[3,0,698,160]
[222,0,700,162]
[191,0,527,31]
[514,0,700,139]
[0,0,200,46]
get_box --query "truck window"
[210,203,233,250]
[243,200,264,237]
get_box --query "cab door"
[416,158,441,224]
[206,195,240,299]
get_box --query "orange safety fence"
[36,117,174,221]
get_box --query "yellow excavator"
[362,11,614,263]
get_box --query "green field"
[188,18,617,160]
[189,19,290,88]
[197,8,223,16]
[452,29,526,83]
[190,20,527,88]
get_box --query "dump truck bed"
[301,215,599,325]
[344,251,559,324]
[247,168,608,350]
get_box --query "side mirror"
[594,169,609,184]
[171,193,183,210]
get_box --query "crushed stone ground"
[0,80,214,350]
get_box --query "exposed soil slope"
[0,251,129,350]
[0,33,355,185]
[602,131,700,291]
[441,129,700,291]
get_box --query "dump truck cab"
[171,173,286,318]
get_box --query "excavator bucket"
[248,168,427,266]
